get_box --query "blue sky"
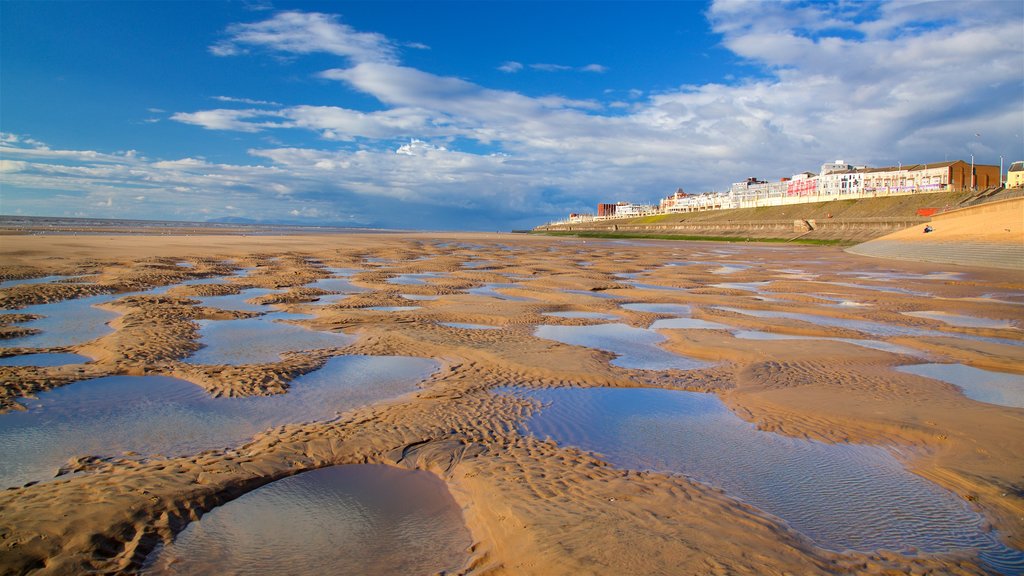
[2,1,1022,230]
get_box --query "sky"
[1,1,1022,231]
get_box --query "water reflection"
[534,324,710,371]
[902,311,1017,330]
[896,364,1024,408]
[1,295,119,348]
[186,314,355,365]
[0,352,92,367]
[143,465,471,576]
[0,356,439,488]
[506,386,1023,571]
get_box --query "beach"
[1,230,1022,575]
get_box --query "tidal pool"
[712,281,771,293]
[0,355,439,488]
[562,289,627,300]
[620,303,691,316]
[143,464,471,576]
[902,311,1018,330]
[646,318,925,357]
[194,288,279,312]
[717,306,1022,346]
[186,314,355,365]
[440,322,501,330]
[627,281,688,293]
[387,272,446,285]
[402,294,440,301]
[716,306,938,338]
[1,295,120,348]
[534,324,710,371]
[305,276,368,294]
[0,275,78,289]
[468,283,533,301]
[505,386,1023,572]
[367,306,421,312]
[543,311,620,320]
[710,263,750,274]
[0,352,92,367]
[895,364,1024,408]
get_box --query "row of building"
[564,158,1007,223]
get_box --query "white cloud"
[497,61,523,73]
[213,95,282,106]
[581,64,608,73]
[210,11,400,64]
[530,63,573,72]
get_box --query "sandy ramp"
[847,197,1024,270]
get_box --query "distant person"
[923,225,934,233]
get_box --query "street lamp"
[1000,155,1004,186]
[970,154,975,190]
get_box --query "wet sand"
[1,231,1022,575]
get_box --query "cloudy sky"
[2,1,1021,230]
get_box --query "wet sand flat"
[1,231,1023,575]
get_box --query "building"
[1005,161,1023,188]
[861,161,1000,194]
[552,158,1005,226]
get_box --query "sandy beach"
[1,231,1022,575]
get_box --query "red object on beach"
[916,208,938,217]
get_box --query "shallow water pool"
[0,355,439,488]
[895,363,1024,408]
[1,295,120,348]
[534,324,710,371]
[186,314,355,365]
[505,386,1023,572]
[0,352,92,367]
[143,464,471,575]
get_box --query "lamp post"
[970,154,975,190]
[1000,155,1004,186]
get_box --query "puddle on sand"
[731,330,927,357]
[902,311,1018,330]
[543,311,619,320]
[627,282,688,293]
[712,281,771,293]
[716,307,938,338]
[620,303,691,316]
[647,318,926,357]
[305,277,368,294]
[0,355,439,488]
[0,352,92,367]
[562,289,627,300]
[505,387,1023,572]
[186,314,355,365]
[387,272,446,285]
[468,283,533,301]
[534,324,711,371]
[710,263,750,274]
[367,306,421,312]
[402,294,440,301]
[440,322,501,330]
[717,306,1022,346]
[1,295,119,348]
[195,288,279,312]
[142,464,471,576]
[895,364,1024,408]
[0,275,81,289]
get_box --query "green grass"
[530,230,854,246]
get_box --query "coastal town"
[557,158,1018,224]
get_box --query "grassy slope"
[614,190,977,225]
